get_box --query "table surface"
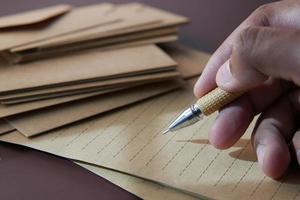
[0,1,274,199]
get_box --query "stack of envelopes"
[0,3,208,138]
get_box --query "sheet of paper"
[7,80,182,137]
[0,70,179,104]
[76,162,198,200]
[2,79,300,200]
[0,45,176,94]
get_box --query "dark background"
[0,1,276,199]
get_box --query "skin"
[193,0,300,179]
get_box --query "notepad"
[2,78,299,199]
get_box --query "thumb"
[216,27,300,92]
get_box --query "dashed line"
[129,115,175,162]
[129,93,189,162]
[96,102,153,155]
[179,141,208,176]
[65,122,95,147]
[271,181,284,200]
[214,141,250,186]
[250,176,266,197]
[232,162,255,191]
[81,114,123,151]
[196,150,222,182]
[112,94,178,158]
[162,124,204,171]
[145,131,179,167]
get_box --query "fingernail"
[216,60,233,87]
[256,144,265,167]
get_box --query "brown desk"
[0,1,274,199]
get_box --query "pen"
[163,87,244,134]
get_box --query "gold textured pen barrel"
[196,87,243,116]
[164,87,244,133]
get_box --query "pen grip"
[195,87,243,116]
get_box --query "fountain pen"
[163,87,243,134]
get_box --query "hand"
[194,0,300,179]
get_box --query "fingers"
[209,78,290,150]
[252,96,295,178]
[194,0,300,97]
[216,27,300,92]
[209,96,254,149]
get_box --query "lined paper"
[1,80,300,200]
[77,162,197,200]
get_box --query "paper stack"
[0,3,205,137]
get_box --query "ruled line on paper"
[232,161,255,191]
[250,176,266,197]
[112,92,181,159]
[161,122,204,171]
[214,141,251,186]
[178,139,208,176]
[96,102,153,155]
[81,113,124,151]
[196,150,222,182]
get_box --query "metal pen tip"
[163,105,203,134]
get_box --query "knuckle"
[235,27,260,64]
[251,3,274,25]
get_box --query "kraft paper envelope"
[2,42,204,101]
[4,44,208,135]
[161,43,210,78]
[12,3,187,53]
[0,119,15,135]
[0,44,207,116]
[1,71,180,104]
[0,3,119,51]
[0,45,176,94]
[0,4,72,29]
[0,87,130,118]
[15,35,178,64]
[11,29,178,63]
[7,80,183,137]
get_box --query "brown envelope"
[0,4,72,29]
[15,35,178,64]
[0,88,126,118]
[0,119,15,135]
[7,80,183,137]
[1,70,180,104]
[0,3,118,51]
[0,45,176,94]
[5,45,210,137]
[161,43,210,78]
[10,29,178,63]
[11,3,187,52]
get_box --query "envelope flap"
[0,4,72,29]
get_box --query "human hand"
[194,0,300,179]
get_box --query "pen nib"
[162,129,170,135]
